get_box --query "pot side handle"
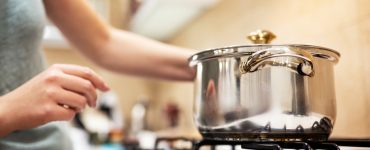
[240,47,315,77]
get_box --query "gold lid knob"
[247,30,276,44]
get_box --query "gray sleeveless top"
[0,0,72,149]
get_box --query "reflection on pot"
[201,80,222,126]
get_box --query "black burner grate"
[150,137,370,150]
[193,140,341,150]
[242,141,339,150]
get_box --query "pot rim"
[189,44,340,66]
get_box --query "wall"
[154,0,370,138]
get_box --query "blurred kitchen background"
[42,0,370,148]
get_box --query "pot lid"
[189,30,340,66]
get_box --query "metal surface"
[189,44,340,141]
[241,47,315,76]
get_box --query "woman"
[0,0,194,149]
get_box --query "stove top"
[193,139,370,150]
[152,137,370,150]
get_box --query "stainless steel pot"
[189,30,340,141]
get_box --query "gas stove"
[151,137,370,150]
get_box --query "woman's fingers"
[53,105,77,121]
[55,89,88,111]
[59,74,97,107]
[52,64,110,91]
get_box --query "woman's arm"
[43,0,195,81]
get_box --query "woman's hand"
[0,64,109,136]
